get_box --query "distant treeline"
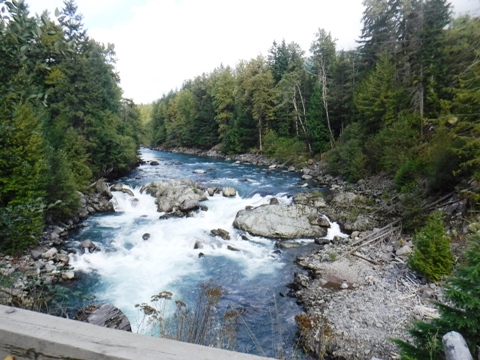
[149,0,480,197]
[0,0,142,253]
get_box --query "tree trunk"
[258,117,263,153]
[319,58,335,149]
[293,84,312,153]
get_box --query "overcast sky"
[28,0,480,104]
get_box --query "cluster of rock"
[140,179,207,215]
[76,179,115,221]
[0,179,116,311]
[0,240,76,308]
[286,224,442,359]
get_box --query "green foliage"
[0,1,142,253]
[44,148,80,220]
[394,159,423,193]
[368,113,420,174]
[408,211,454,282]
[326,123,368,182]
[306,84,330,154]
[395,231,480,359]
[0,102,48,205]
[0,199,45,254]
[211,67,235,141]
[263,130,307,166]
[355,52,402,136]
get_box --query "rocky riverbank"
[285,174,468,359]
[156,147,473,359]
[0,179,115,313]
[1,147,471,359]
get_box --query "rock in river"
[76,303,131,332]
[140,179,207,213]
[222,187,237,197]
[233,204,328,239]
[211,228,231,240]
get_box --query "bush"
[394,159,423,193]
[263,130,307,166]
[0,199,45,254]
[408,211,454,282]
[326,123,367,182]
[395,231,480,359]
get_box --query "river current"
[68,147,342,358]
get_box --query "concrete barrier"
[0,305,274,360]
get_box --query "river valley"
[67,147,343,358]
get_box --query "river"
[67,147,342,359]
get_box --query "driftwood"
[351,252,382,265]
[339,220,402,261]
[348,220,401,248]
[422,192,455,211]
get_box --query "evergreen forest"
[1,0,480,358]
[149,0,480,200]
[0,0,142,253]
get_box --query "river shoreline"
[0,146,470,359]
[0,179,117,314]
[149,147,470,359]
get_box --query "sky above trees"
[29,0,479,104]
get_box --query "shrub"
[394,159,423,193]
[394,232,480,359]
[263,130,307,166]
[408,211,454,282]
[326,123,367,182]
[0,199,45,254]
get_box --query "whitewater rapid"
[67,148,346,356]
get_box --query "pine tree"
[408,211,454,282]
[354,52,401,136]
[395,231,480,359]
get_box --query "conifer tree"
[408,211,454,282]
[395,231,480,359]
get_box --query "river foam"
[68,148,345,357]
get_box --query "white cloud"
[91,0,365,103]
[27,0,479,103]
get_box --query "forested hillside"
[0,0,142,253]
[149,0,479,200]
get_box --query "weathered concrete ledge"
[0,305,273,360]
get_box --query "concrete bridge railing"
[0,304,274,360]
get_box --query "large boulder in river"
[233,204,328,239]
[76,303,131,332]
[140,179,207,213]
